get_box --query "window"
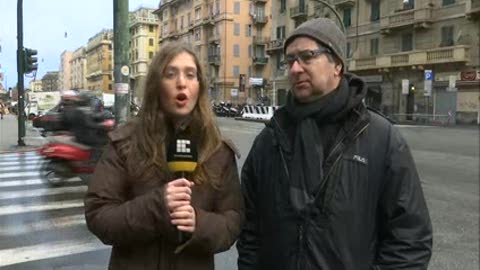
[234,23,240,36]
[343,8,352,28]
[234,44,240,57]
[370,38,379,56]
[248,45,252,57]
[188,13,191,26]
[149,51,154,59]
[233,66,240,77]
[234,2,240,14]
[194,28,201,41]
[276,26,286,39]
[195,7,201,22]
[246,24,252,37]
[401,33,413,51]
[280,0,286,13]
[346,42,352,58]
[276,54,283,70]
[442,0,455,5]
[441,26,454,46]
[181,16,184,30]
[371,0,380,21]
[149,25,154,32]
[404,0,415,9]
[149,38,154,46]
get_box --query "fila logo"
[352,155,367,165]
[176,139,191,154]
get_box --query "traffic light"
[24,48,38,73]
[409,84,415,94]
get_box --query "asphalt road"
[0,117,477,269]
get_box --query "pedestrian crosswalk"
[0,151,110,268]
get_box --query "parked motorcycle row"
[212,101,243,118]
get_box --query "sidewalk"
[0,114,46,153]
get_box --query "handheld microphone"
[167,133,198,244]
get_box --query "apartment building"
[58,51,73,90]
[42,72,59,91]
[155,0,271,104]
[268,0,479,123]
[129,7,160,100]
[28,80,43,92]
[86,29,114,93]
[70,46,88,90]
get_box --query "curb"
[234,117,269,123]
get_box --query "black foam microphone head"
[167,134,198,174]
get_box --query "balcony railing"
[253,36,270,45]
[290,4,308,19]
[466,0,480,19]
[333,0,355,7]
[253,0,267,3]
[253,15,268,24]
[209,35,221,44]
[348,45,470,71]
[253,57,268,65]
[380,7,433,34]
[266,39,285,54]
[208,55,221,66]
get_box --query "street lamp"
[312,0,346,34]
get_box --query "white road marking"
[0,178,81,188]
[0,238,110,267]
[0,156,42,162]
[0,152,38,158]
[0,214,86,237]
[0,159,41,166]
[0,185,87,200]
[0,199,84,216]
[0,171,40,179]
[0,165,41,172]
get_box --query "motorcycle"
[37,119,115,186]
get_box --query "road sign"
[402,79,409,95]
[424,69,433,81]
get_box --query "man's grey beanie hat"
[284,18,346,70]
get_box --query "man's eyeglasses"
[281,48,331,69]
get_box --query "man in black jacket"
[237,18,432,270]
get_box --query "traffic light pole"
[113,0,130,126]
[16,0,25,146]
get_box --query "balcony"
[466,0,480,19]
[348,45,470,71]
[253,0,267,3]
[380,7,433,34]
[208,55,221,66]
[290,4,308,19]
[203,16,216,26]
[266,39,285,54]
[253,36,269,45]
[253,15,268,24]
[209,34,221,44]
[253,57,268,65]
[333,0,355,8]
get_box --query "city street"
[0,116,478,269]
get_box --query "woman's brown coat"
[84,124,244,270]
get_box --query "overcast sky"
[0,0,160,89]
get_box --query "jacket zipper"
[318,122,370,196]
[297,223,304,270]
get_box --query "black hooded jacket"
[237,74,432,270]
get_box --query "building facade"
[129,7,160,100]
[268,0,479,123]
[28,80,43,92]
[58,51,73,90]
[155,0,272,104]
[86,29,114,93]
[71,46,88,90]
[41,72,59,91]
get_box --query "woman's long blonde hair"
[121,42,222,187]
